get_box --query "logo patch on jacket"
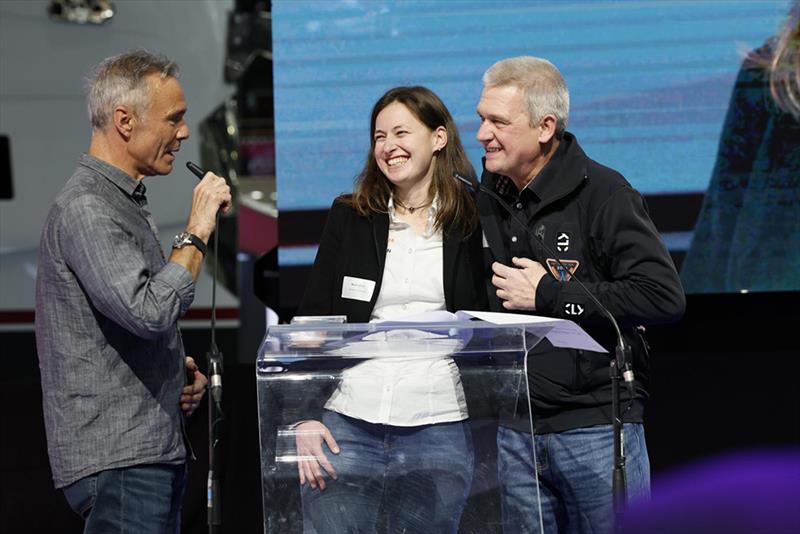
[564,302,585,316]
[546,258,580,281]
[556,232,570,252]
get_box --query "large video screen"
[272,0,796,296]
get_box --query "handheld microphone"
[186,161,205,180]
[454,172,635,392]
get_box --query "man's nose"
[178,124,190,140]
[476,121,490,142]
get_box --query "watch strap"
[174,232,207,256]
[185,233,207,256]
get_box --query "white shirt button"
[515,202,523,209]
[511,236,518,243]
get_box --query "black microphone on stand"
[453,172,635,391]
[187,161,224,533]
[186,161,224,404]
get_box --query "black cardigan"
[292,198,492,422]
[299,199,487,320]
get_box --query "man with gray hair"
[35,49,231,532]
[475,56,685,532]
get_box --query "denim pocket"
[63,473,97,519]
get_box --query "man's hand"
[169,172,232,281]
[185,172,232,242]
[295,421,340,491]
[181,356,207,417]
[492,257,549,311]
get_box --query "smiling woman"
[346,86,478,237]
[293,85,488,533]
[374,102,445,201]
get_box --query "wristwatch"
[172,231,207,256]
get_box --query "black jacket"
[299,198,487,320]
[295,198,491,421]
[479,133,685,433]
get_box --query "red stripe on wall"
[0,308,240,324]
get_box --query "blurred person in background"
[681,1,800,293]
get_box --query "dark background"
[2,291,798,534]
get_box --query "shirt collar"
[78,153,147,203]
[388,193,440,238]
[490,136,569,201]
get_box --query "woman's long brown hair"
[340,86,478,236]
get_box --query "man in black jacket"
[475,56,685,533]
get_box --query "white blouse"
[324,197,469,426]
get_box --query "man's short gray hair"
[87,50,179,131]
[482,56,569,139]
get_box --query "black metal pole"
[207,349,223,534]
[207,206,223,534]
[186,162,225,533]
[611,358,627,529]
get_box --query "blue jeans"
[301,410,474,533]
[63,463,186,534]
[497,424,650,534]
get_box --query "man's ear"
[113,106,135,140]
[537,114,558,144]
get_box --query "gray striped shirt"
[35,154,194,488]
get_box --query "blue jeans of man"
[301,410,474,534]
[497,424,650,534]
[63,463,186,534]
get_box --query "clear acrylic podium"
[256,319,545,533]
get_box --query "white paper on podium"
[315,311,470,359]
[371,310,465,325]
[454,310,607,353]
[372,309,607,353]
[327,328,465,359]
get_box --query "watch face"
[172,232,206,256]
[173,232,190,248]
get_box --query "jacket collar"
[369,209,463,312]
[371,212,390,284]
[531,132,588,212]
[477,131,588,263]
[442,224,464,310]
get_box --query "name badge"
[341,276,376,302]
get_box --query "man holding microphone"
[35,50,231,532]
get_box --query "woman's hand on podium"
[295,420,340,490]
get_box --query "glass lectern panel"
[256,321,542,533]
